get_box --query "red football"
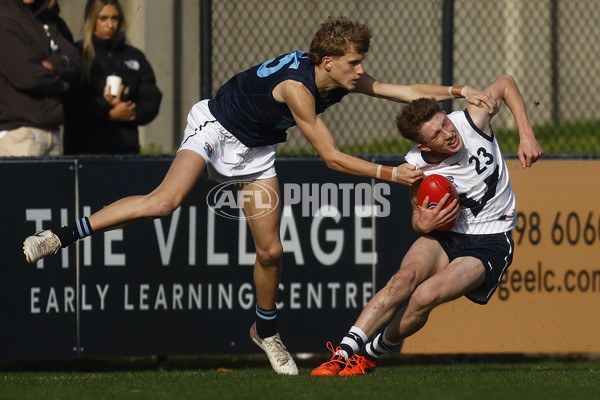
[417,174,460,231]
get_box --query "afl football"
[417,174,460,231]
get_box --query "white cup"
[106,75,122,96]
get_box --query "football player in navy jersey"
[311,74,543,376]
[24,17,496,375]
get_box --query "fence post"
[200,0,212,100]
[441,0,454,113]
[550,0,559,122]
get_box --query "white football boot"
[250,323,298,375]
[23,230,61,264]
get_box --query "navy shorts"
[429,230,514,305]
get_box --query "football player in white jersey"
[312,74,543,376]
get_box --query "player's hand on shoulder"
[463,86,497,115]
[396,163,424,186]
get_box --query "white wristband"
[376,164,382,179]
[391,167,398,182]
[448,86,454,97]
[461,86,469,97]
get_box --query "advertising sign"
[3,157,598,359]
[2,157,414,359]
[0,160,77,359]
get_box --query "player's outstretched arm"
[352,73,496,113]
[279,80,423,185]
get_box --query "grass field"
[2,354,599,400]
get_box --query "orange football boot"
[311,342,346,376]
[338,354,376,376]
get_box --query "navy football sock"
[53,217,94,248]
[255,305,277,338]
[365,328,400,360]
[339,326,368,361]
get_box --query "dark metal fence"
[205,0,599,155]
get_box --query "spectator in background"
[63,0,162,155]
[0,0,81,156]
[36,0,75,44]
[36,0,81,87]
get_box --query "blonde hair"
[81,0,125,83]
[308,17,371,65]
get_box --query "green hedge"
[276,120,600,157]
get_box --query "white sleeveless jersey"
[404,110,516,235]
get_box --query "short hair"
[395,98,442,143]
[308,17,372,65]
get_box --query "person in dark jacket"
[35,0,80,85]
[63,0,162,155]
[37,0,75,43]
[0,0,81,156]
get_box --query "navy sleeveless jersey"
[207,51,349,147]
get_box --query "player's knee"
[145,194,181,218]
[256,242,283,266]
[386,267,417,296]
[154,201,177,218]
[411,285,440,313]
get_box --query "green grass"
[140,119,600,156]
[2,355,600,400]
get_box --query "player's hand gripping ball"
[417,174,460,231]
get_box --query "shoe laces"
[32,231,60,256]
[263,334,291,364]
[344,354,370,373]
[324,341,346,366]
